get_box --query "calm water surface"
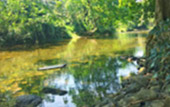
[0,33,146,107]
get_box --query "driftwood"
[38,64,67,71]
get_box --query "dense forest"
[0,0,154,46]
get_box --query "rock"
[150,85,161,92]
[135,88,158,100]
[163,95,170,107]
[122,75,150,89]
[143,102,152,107]
[15,95,42,107]
[117,99,127,107]
[102,102,116,107]
[164,84,170,93]
[116,93,135,106]
[113,92,127,101]
[95,98,110,107]
[149,79,160,86]
[124,83,141,94]
[132,75,151,86]
[118,97,140,107]
[42,87,67,95]
[150,100,164,107]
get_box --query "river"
[0,33,146,107]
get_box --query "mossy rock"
[150,100,165,107]
[15,95,42,107]
[136,88,158,100]
[164,85,170,93]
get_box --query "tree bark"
[146,0,170,75]
[155,0,170,23]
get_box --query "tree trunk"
[155,0,170,23]
[146,0,170,76]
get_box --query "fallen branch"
[38,64,67,71]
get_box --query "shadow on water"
[0,33,146,107]
[0,39,71,52]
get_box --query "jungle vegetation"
[0,0,154,46]
[0,0,170,106]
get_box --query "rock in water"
[15,95,42,107]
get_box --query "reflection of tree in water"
[69,55,131,107]
[18,76,44,95]
[0,34,146,107]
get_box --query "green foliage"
[63,0,154,34]
[149,18,170,37]
[0,0,154,46]
[0,0,70,46]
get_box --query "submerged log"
[38,64,67,71]
[42,87,67,95]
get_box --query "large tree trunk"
[146,0,170,77]
[155,0,170,23]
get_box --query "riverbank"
[0,30,147,51]
[96,58,170,107]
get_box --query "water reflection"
[41,56,121,107]
[68,56,121,107]
[0,33,145,107]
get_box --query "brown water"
[0,33,146,107]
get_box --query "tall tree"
[146,0,170,78]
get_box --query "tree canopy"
[0,0,155,46]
